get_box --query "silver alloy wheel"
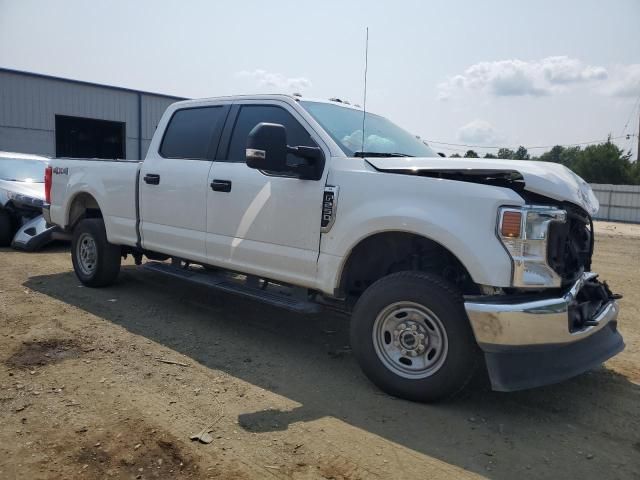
[77,232,98,277]
[372,301,449,379]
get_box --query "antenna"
[361,27,369,153]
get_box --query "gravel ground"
[0,222,639,479]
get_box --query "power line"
[425,135,628,151]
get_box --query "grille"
[547,205,593,285]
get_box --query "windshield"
[0,159,47,182]
[300,101,438,158]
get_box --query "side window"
[160,106,224,159]
[226,105,317,163]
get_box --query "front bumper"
[465,272,624,391]
[11,214,60,251]
[42,204,51,224]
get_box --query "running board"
[142,261,322,314]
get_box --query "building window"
[55,115,126,159]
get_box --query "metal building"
[0,68,186,159]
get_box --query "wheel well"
[338,232,479,298]
[68,193,102,229]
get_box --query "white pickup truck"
[44,95,624,402]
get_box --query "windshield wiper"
[353,152,414,158]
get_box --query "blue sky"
[1,0,639,157]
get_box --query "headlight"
[498,205,567,288]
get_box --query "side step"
[142,261,322,314]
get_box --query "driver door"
[205,101,328,288]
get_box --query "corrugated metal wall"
[140,95,177,158]
[591,184,640,223]
[0,69,181,159]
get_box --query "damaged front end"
[2,191,59,251]
[364,156,624,391]
[465,272,623,391]
[11,214,60,251]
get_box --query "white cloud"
[457,120,503,145]
[342,130,397,152]
[438,56,608,99]
[236,69,312,92]
[603,64,640,97]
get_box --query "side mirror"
[246,123,289,172]
[246,122,324,179]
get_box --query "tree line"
[446,138,640,185]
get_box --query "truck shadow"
[25,266,640,479]
[0,241,69,255]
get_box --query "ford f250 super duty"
[44,95,624,402]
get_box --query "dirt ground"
[1,223,639,480]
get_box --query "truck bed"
[48,157,142,247]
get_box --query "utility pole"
[637,109,640,162]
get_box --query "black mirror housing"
[246,122,324,180]
[246,123,289,172]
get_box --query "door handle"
[143,173,160,185]
[211,179,232,192]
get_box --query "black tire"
[71,218,121,287]
[350,271,481,402]
[0,209,16,247]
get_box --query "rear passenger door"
[205,101,328,288]
[140,104,230,263]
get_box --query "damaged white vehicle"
[0,151,59,250]
[44,95,624,402]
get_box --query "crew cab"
[44,95,624,402]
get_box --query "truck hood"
[365,157,599,215]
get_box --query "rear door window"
[160,106,225,159]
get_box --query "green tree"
[559,147,581,169]
[572,140,633,184]
[513,146,530,160]
[497,148,515,159]
[538,145,564,163]
[449,153,461,158]
[630,158,640,184]
[464,150,479,158]
[483,153,497,159]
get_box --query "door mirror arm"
[287,146,323,180]
[246,123,324,180]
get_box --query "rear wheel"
[0,209,16,247]
[350,271,480,402]
[71,218,121,287]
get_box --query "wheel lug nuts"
[418,345,425,353]
[398,324,406,330]
[410,324,417,331]
[418,334,425,339]
[393,341,400,347]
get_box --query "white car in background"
[0,151,59,250]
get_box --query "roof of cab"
[170,94,365,111]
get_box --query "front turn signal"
[500,211,522,238]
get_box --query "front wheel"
[71,218,121,287]
[350,271,481,402]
